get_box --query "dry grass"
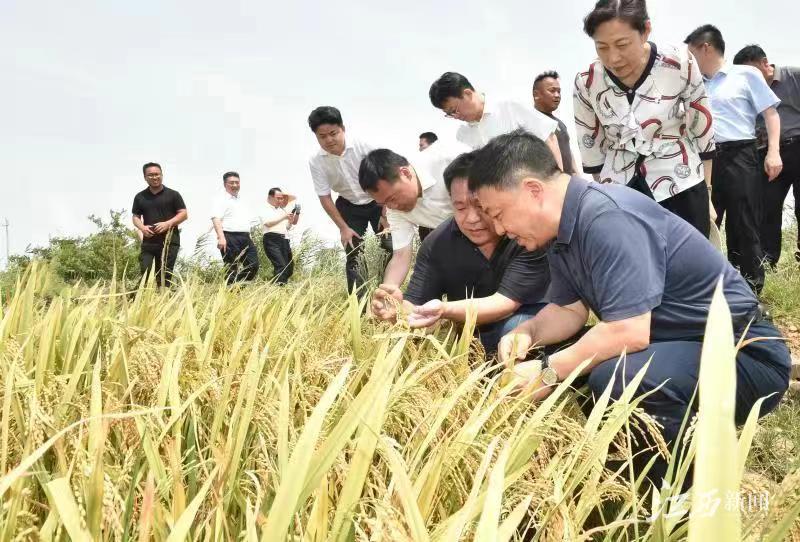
[0,262,798,540]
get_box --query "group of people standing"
[299,0,796,488]
[125,0,797,488]
[131,165,299,287]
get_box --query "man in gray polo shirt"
[734,45,800,266]
[469,129,791,486]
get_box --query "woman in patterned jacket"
[574,0,716,237]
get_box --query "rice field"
[1,262,799,541]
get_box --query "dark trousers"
[140,242,179,287]
[220,231,259,284]
[418,226,434,243]
[335,197,391,295]
[712,141,765,293]
[660,181,711,238]
[760,139,800,266]
[582,320,790,488]
[262,232,294,285]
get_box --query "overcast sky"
[2,0,798,266]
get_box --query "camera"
[292,203,301,215]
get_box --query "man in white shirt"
[211,171,259,284]
[428,71,564,169]
[262,187,298,285]
[358,141,468,285]
[307,106,390,295]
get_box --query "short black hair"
[429,72,475,109]
[308,106,343,133]
[223,171,239,183]
[583,0,649,37]
[358,149,410,192]
[684,24,725,55]
[468,129,561,193]
[419,132,438,145]
[268,187,283,197]
[533,70,560,91]
[142,162,162,174]
[443,152,476,193]
[733,44,767,65]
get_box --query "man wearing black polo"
[734,45,800,266]
[371,151,550,354]
[469,129,790,487]
[131,162,188,287]
[533,70,578,175]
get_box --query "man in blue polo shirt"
[469,129,790,485]
[684,25,782,294]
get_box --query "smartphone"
[292,204,301,215]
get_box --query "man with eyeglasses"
[428,71,563,169]
[132,162,188,287]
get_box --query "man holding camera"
[263,187,298,285]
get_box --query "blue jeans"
[477,303,548,355]
[582,319,791,487]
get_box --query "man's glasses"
[443,102,460,118]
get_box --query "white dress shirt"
[263,204,291,235]
[211,191,255,233]
[457,95,557,149]
[387,141,470,250]
[309,136,375,205]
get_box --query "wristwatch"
[540,354,559,386]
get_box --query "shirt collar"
[556,176,591,245]
[415,164,438,193]
[707,61,730,80]
[468,93,491,126]
[319,138,355,157]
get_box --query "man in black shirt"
[371,151,550,354]
[533,71,578,175]
[131,162,188,287]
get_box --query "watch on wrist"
[540,354,559,386]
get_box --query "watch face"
[542,368,558,386]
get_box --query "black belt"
[717,139,756,152]
[781,136,800,148]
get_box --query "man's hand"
[289,212,299,225]
[372,284,404,322]
[407,299,445,329]
[504,359,556,400]
[217,236,227,252]
[139,225,154,238]
[340,226,361,249]
[765,150,783,181]
[498,331,534,369]
[151,221,171,234]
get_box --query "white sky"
[2,0,798,266]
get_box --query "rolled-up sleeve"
[386,210,415,250]
[573,67,607,174]
[310,157,331,197]
[683,50,716,160]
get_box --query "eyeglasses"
[145,173,162,178]
[443,102,461,118]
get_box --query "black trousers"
[140,242,179,287]
[760,139,800,266]
[220,231,259,284]
[262,232,294,285]
[712,141,765,294]
[659,181,711,238]
[418,226,434,242]
[335,197,391,295]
